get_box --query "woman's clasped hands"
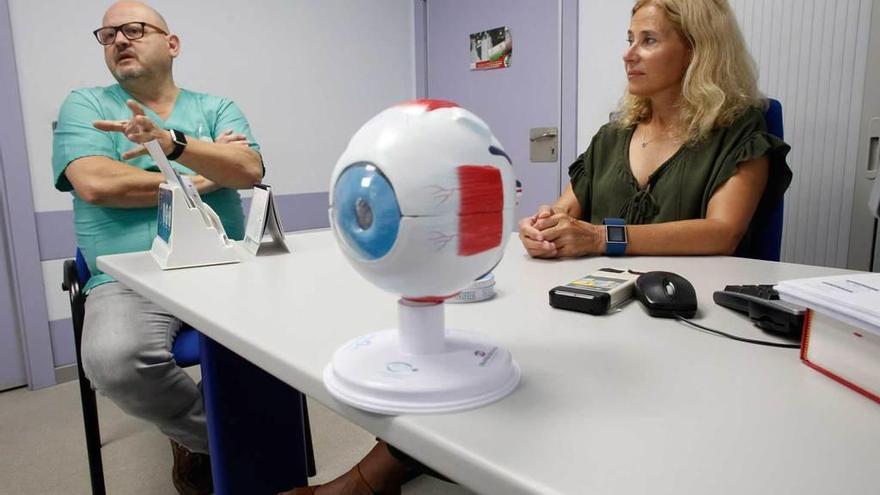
[518,205,604,259]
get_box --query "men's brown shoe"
[170,439,214,495]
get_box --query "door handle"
[530,130,558,142]
[529,127,558,162]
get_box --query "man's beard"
[113,65,147,82]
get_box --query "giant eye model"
[324,99,521,414]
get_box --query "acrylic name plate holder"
[243,184,290,255]
[144,140,239,270]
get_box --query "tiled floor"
[0,370,472,494]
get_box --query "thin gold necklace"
[639,126,654,148]
[639,124,679,148]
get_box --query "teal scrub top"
[52,84,261,292]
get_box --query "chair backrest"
[743,98,785,262]
[765,98,784,140]
[75,248,91,285]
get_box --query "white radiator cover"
[731,0,874,267]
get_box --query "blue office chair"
[62,249,316,494]
[742,98,785,262]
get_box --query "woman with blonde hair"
[519,0,792,259]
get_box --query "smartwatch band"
[166,129,187,161]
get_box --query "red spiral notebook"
[777,273,880,405]
[799,308,880,404]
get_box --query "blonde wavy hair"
[616,0,763,143]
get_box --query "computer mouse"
[634,271,697,318]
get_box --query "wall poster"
[470,26,512,70]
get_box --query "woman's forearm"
[625,218,745,256]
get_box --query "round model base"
[323,329,521,415]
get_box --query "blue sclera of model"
[333,163,401,260]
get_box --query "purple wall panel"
[424,0,575,221]
[48,318,75,367]
[0,0,55,389]
[414,0,428,98]
[0,151,28,388]
[35,210,77,261]
[242,191,330,233]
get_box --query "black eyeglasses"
[93,22,168,46]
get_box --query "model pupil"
[355,198,373,230]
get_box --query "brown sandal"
[349,463,381,494]
[276,463,382,495]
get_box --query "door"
[422,0,577,221]
[847,1,880,271]
[0,151,27,391]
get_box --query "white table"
[99,231,880,495]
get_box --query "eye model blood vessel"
[324,99,521,414]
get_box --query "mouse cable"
[674,315,801,349]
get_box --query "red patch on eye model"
[397,99,459,112]
[405,294,458,304]
[457,165,503,256]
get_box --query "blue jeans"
[81,282,208,454]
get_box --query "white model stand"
[324,299,521,414]
[151,183,239,269]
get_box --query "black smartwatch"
[166,129,187,161]
[603,218,627,256]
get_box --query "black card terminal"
[549,268,640,315]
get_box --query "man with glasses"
[51,2,263,494]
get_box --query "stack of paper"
[776,273,880,332]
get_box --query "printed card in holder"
[157,185,173,243]
[149,140,195,208]
[144,140,239,269]
[244,184,290,255]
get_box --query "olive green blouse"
[569,106,792,256]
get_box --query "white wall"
[10,0,416,213]
[730,0,872,268]
[577,0,874,268]
[577,1,630,152]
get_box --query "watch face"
[171,129,186,146]
[606,225,627,243]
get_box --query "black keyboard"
[713,284,806,337]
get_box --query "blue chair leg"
[199,335,312,494]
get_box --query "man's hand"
[93,100,173,160]
[215,129,249,147]
[191,174,221,195]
